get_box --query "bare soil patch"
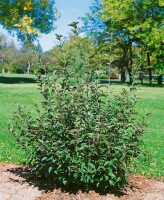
[0,163,163,200]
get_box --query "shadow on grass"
[8,166,126,196]
[99,79,163,87]
[0,76,37,84]
[133,82,164,88]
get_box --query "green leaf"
[48,166,53,174]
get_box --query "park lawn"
[0,83,41,163]
[134,85,164,179]
[0,81,163,179]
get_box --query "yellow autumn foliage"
[18,15,39,35]
[1,0,56,40]
[21,0,49,34]
[23,0,33,11]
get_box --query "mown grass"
[0,75,163,179]
[133,85,164,179]
[0,82,41,163]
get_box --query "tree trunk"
[7,68,10,74]
[139,65,144,84]
[129,43,133,85]
[140,76,143,84]
[148,68,153,84]
[27,60,31,75]
[7,63,10,74]
[147,52,152,84]
[2,64,5,74]
[120,56,127,84]
[157,75,162,85]
[120,69,126,83]
[127,68,133,85]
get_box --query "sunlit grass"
[0,83,41,163]
[134,86,164,179]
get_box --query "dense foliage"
[10,30,147,192]
[82,0,164,84]
[0,33,42,74]
[0,0,57,41]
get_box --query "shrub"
[10,27,147,192]
[13,66,26,74]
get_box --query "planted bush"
[10,27,147,192]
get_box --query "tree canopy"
[0,0,57,41]
[81,0,107,39]
[82,0,164,84]
[102,0,164,82]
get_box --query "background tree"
[0,0,58,42]
[102,0,164,84]
[47,33,95,73]
[0,33,18,73]
[2,39,18,73]
[18,41,38,74]
[0,33,39,74]
[82,0,134,84]
[0,33,7,73]
[81,0,107,39]
[82,0,164,84]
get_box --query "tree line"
[0,0,163,84]
[82,0,164,85]
[0,33,43,74]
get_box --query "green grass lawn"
[0,75,163,180]
[135,86,164,179]
[0,82,41,163]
